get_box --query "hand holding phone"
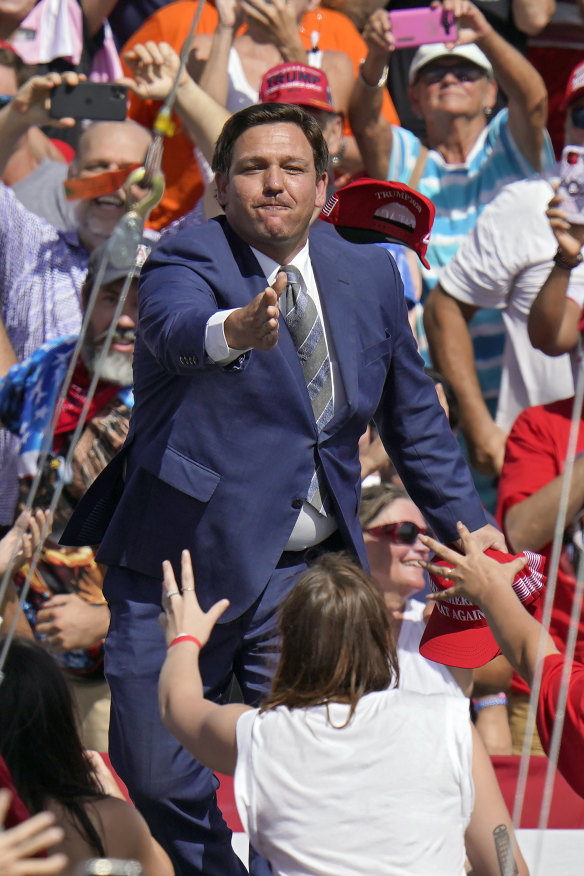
[558,145,584,226]
[49,82,127,122]
[388,6,457,50]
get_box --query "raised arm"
[422,523,558,686]
[504,452,584,553]
[158,550,250,775]
[0,72,81,180]
[120,41,229,164]
[451,0,548,169]
[528,189,584,356]
[348,8,394,181]
[187,0,241,109]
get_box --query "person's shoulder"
[154,215,228,258]
[490,173,553,208]
[85,796,155,857]
[507,398,572,446]
[310,221,395,267]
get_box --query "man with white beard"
[0,241,148,751]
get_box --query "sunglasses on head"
[365,521,428,545]
[570,106,584,130]
[419,64,486,86]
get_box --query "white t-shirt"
[397,598,467,698]
[234,689,473,876]
[439,175,584,432]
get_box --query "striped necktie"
[282,264,333,516]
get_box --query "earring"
[484,107,493,118]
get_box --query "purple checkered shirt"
[0,184,88,523]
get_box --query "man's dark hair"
[212,102,329,178]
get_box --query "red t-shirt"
[537,652,584,798]
[496,397,584,696]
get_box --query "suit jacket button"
[291,498,303,510]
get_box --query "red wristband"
[168,634,202,650]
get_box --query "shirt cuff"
[205,309,250,364]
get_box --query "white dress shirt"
[205,241,343,549]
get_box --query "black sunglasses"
[365,521,428,545]
[419,64,486,86]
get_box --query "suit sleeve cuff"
[205,309,251,364]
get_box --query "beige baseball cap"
[408,43,493,85]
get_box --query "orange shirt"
[123,1,399,229]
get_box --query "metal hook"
[124,166,165,218]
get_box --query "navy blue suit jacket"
[63,217,485,619]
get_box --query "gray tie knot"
[281,264,302,295]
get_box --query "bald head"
[70,119,153,252]
[70,119,152,179]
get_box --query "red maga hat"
[259,62,336,113]
[319,178,435,268]
[419,548,546,669]
[563,60,584,110]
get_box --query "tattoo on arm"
[493,824,519,876]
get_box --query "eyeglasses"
[570,106,584,130]
[365,521,428,545]
[419,64,486,86]
[0,95,12,109]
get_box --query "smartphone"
[558,145,584,225]
[49,82,127,121]
[388,6,457,49]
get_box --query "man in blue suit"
[65,103,499,875]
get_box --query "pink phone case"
[388,6,457,49]
[559,146,584,226]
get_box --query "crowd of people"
[0,0,583,874]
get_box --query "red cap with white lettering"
[419,548,546,668]
[319,178,435,269]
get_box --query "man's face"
[82,278,138,386]
[72,122,151,252]
[565,97,584,149]
[409,58,496,123]
[215,122,327,262]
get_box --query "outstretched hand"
[362,8,395,58]
[546,186,584,259]
[159,550,229,649]
[6,71,84,129]
[420,521,527,606]
[121,41,188,101]
[240,0,304,59]
[0,789,67,876]
[442,0,491,46]
[224,270,286,351]
[0,508,51,576]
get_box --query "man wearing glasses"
[424,59,584,481]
